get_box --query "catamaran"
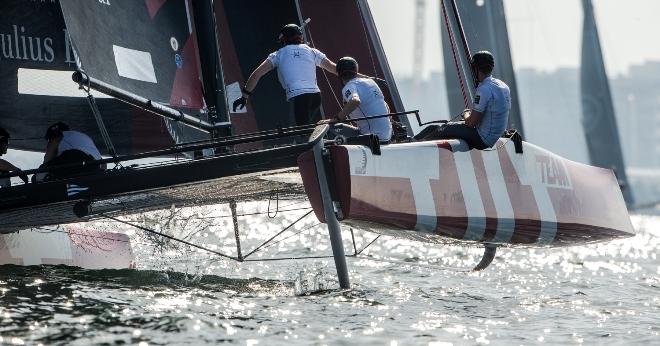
[0,0,633,286]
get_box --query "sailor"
[232,24,338,126]
[326,57,393,143]
[38,122,104,180]
[416,51,511,149]
[0,127,27,187]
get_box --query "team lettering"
[0,25,75,64]
[536,155,572,188]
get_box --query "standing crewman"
[416,50,511,149]
[329,57,393,143]
[232,24,338,126]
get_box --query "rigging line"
[244,255,334,262]
[254,222,322,253]
[448,0,477,87]
[267,188,280,218]
[187,207,313,220]
[356,0,380,79]
[441,0,471,109]
[10,137,42,141]
[32,227,133,244]
[242,210,314,259]
[305,25,342,108]
[352,234,381,256]
[99,213,239,261]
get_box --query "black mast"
[191,0,231,138]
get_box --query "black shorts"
[40,149,102,179]
[291,92,322,126]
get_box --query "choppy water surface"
[1,201,659,345]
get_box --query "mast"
[580,0,633,204]
[191,0,231,137]
[440,0,524,134]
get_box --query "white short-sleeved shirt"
[267,44,326,100]
[472,76,511,147]
[341,78,392,142]
[58,131,102,160]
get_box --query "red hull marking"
[350,176,418,230]
[297,151,325,222]
[330,146,353,219]
[145,0,167,18]
[169,35,204,109]
[431,145,469,239]
[470,150,498,241]
[497,148,542,244]
[437,141,453,151]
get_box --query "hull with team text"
[298,139,634,247]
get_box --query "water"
[1,201,659,345]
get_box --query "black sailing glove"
[16,169,29,184]
[232,96,247,112]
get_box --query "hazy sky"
[368,0,660,77]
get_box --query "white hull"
[0,227,134,269]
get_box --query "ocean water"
[1,200,658,345]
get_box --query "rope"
[356,0,380,79]
[10,137,42,141]
[190,206,313,220]
[448,0,476,86]
[267,189,280,218]
[242,210,314,259]
[440,0,471,109]
[100,213,239,261]
[305,26,343,108]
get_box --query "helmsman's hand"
[465,112,481,128]
[16,169,29,184]
[232,96,247,112]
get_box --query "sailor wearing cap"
[38,122,104,181]
[415,51,511,149]
[329,57,393,144]
[232,24,339,126]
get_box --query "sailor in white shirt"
[39,122,105,180]
[232,24,338,126]
[329,57,392,143]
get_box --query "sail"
[0,0,173,154]
[58,0,204,110]
[440,0,524,134]
[297,0,406,117]
[214,0,409,137]
[580,0,633,204]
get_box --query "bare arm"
[465,110,483,128]
[320,58,338,76]
[43,137,61,163]
[0,158,18,172]
[243,59,274,96]
[336,95,361,121]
